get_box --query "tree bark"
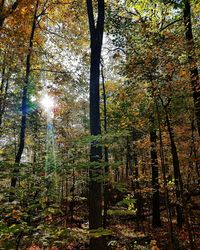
[163,100,196,249]
[133,153,143,230]
[150,115,161,227]
[155,99,174,250]
[86,0,106,249]
[183,0,200,136]
[165,111,183,228]
[101,60,109,229]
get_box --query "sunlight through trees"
[0,0,199,249]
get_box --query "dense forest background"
[0,0,200,249]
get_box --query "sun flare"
[40,94,55,111]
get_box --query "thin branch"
[36,0,49,19]
[160,18,182,31]
[158,94,172,109]
[104,47,126,55]
[38,22,65,39]
[31,68,69,74]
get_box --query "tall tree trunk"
[191,118,200,183]
[86,0,106,249]
[155,99,174,250]
[183,0,200,136]
[101,60,109,229]
[133,153,143,230]
[188,118,200,185]
[150,115,161,227]
[165,111,183,228]
[126,136,131,180]
[10,0,39,195]
[163,100,196,249]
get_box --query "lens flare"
[40,94,54,111]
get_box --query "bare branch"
[160,18,182,31]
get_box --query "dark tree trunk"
[150,115,161,227]
[155,99,174,250]
[183,0,200,136]
[165,112,183,228]
[69,168,75,223]
[126,136,130,180]
[162,100,196,249]
[191,119,200,183]
[101,61,109,229]
[10,0,39,196]
[86,0,106,249]
[188,118,200,185]
[133,154,143,230]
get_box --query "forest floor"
[2,187,200,250]
[27,207,200,250]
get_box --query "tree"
[86,0,106,249]
[150,114,161,227]
[10,0,39,193]
[183,0,200,136]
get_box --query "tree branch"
[31,68,69,74]
[86,0,96,39]
[97,0,105,40]
[160,18,182,31]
